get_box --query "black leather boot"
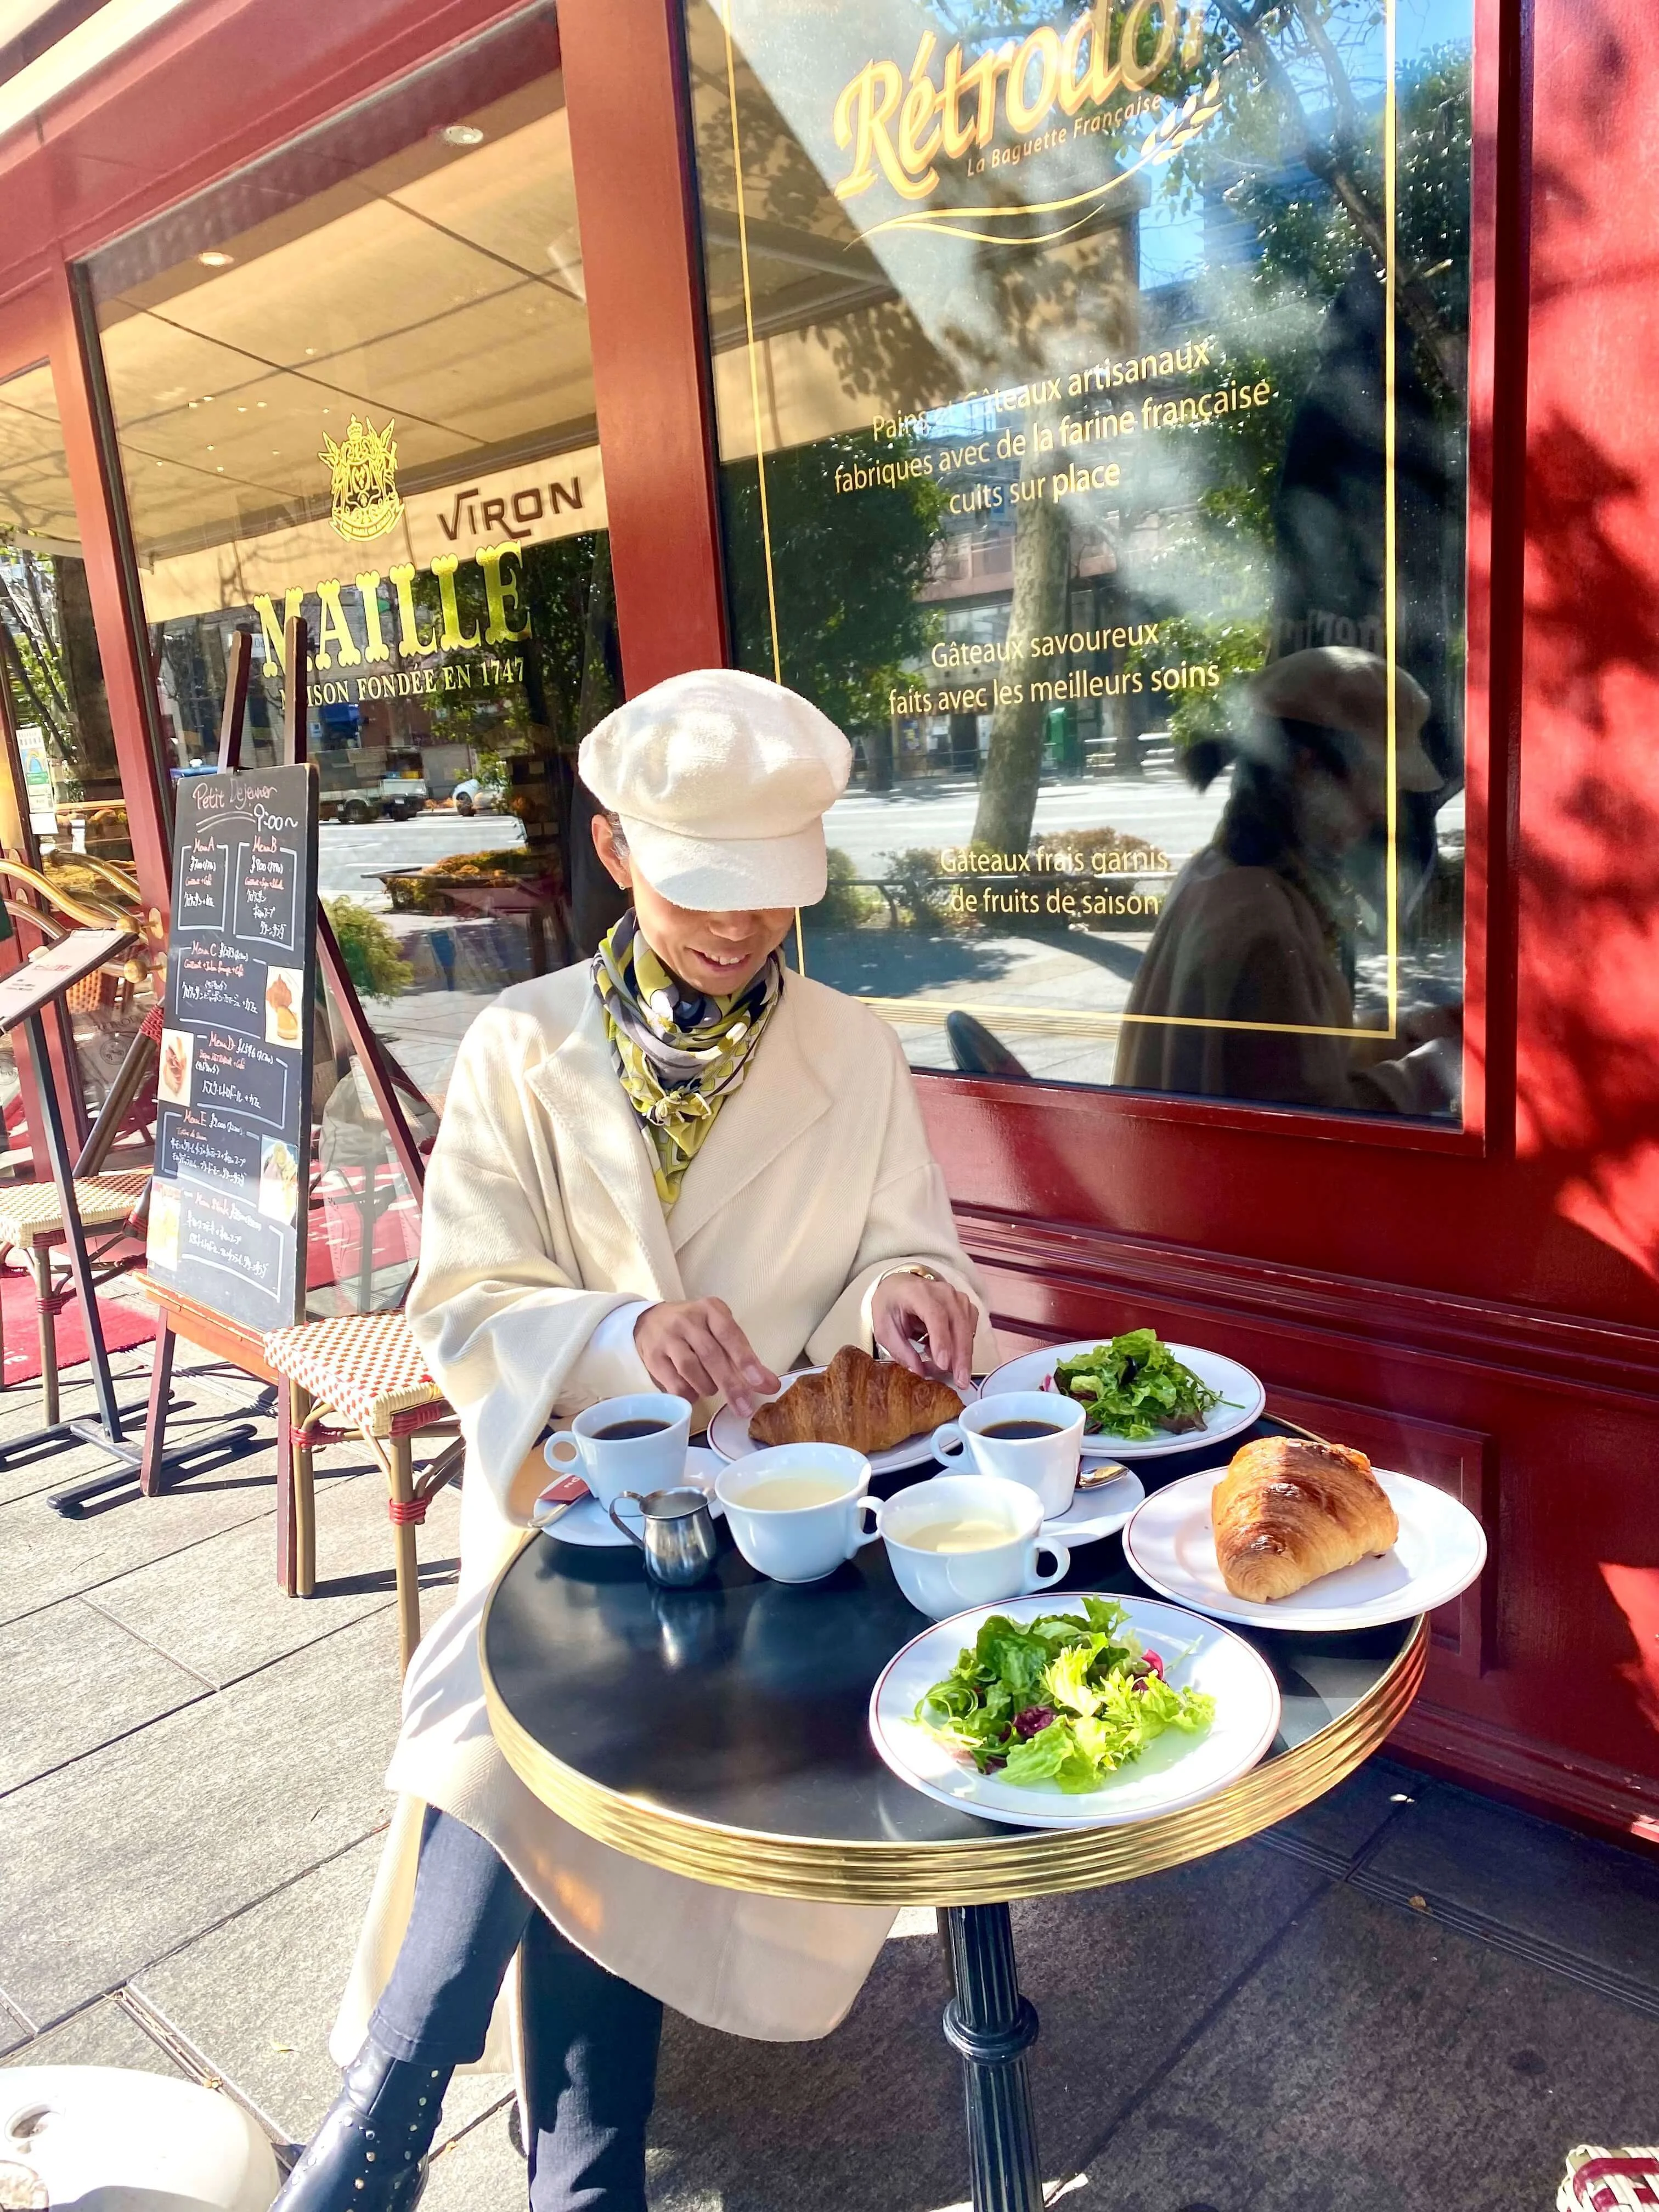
[273,2039,451,2211]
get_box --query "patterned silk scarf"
[593,910,784,1206]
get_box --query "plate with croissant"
[1124,1436,1487,1632]
[708,1344,978,1473]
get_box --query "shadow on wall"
[1507,0,1659,1289]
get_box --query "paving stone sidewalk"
[3,1341,1657,2211]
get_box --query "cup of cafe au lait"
[716,1444,879,1583]
[878,1472,1071,1620]
[930,1390,1084,1520]
[543,1392,693,1511]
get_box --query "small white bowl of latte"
[876,1474,1071,1620]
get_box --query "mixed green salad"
[916,1596,1216,1793]
[1047,1329,1224,1440]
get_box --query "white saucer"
[538,1444,726,1548]
[707,1369,979,1475]
[978,1342,1265,1462]
[869,1593,1281,1830]
[1123,1465,1487,1631]
[1041,1468,1145,1545]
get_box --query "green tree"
[722,431,945,737]
[323,898,414,999]
[1131,33,1473,747]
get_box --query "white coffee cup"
[716,1444,879,1584]
[878,1473,1071,1620]
[543,1393,693,1510]
[930,1391,1084,1520]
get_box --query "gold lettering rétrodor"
[833,0,1207,202]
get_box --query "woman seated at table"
[1114,646,1460,1116]
[277,668,997,2212]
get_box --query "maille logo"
[320,414,404,543]
[832,0,1220,245]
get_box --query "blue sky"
[1138,0,1474,287]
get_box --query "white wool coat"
[332,962,997,2063]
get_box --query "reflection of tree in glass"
[0,546,119,791]
[1134,37,1471,766]
[691,0,1471,901]
[723,432,945,742]
[962,218,1141,854]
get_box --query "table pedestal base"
[943,1903,1043,2212]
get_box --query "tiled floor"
[3,1342,1657,2210]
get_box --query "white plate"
[1123,1466,1487,1632]
[869,1593,1281,1830]
[1041,1468,1145,1545]
[539,1446,726,1548]
[979,1342,1266,1461]
[707,1369,979,1475]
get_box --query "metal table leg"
[942,1903,1043,2212]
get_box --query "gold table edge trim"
[481,1555,1429,1906]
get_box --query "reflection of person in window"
[1114,647,1459,1116]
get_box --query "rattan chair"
[0,992,163,1423]
[1559,2146,1659,2210]
[262,1310,464,1673]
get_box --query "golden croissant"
[748,1345,963,1453]
[1212,1435,1399,1601]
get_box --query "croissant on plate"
[1212,1435,1399,1601]
[748,1345,963,1454]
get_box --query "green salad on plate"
[915,1596,1216,1793]
[1048,1329,1223,1440]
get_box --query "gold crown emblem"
[320,414,403,543]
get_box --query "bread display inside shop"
[1212,1436,1400,1601]
[748,1345,962,1454]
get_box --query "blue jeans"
[371,1807,663,2212]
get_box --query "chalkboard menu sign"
[146,765,319,1331]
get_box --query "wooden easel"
[136,619,429,1562]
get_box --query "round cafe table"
[481,1422,1426,2212]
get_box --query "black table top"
[482,1419,1421,1860]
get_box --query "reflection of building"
[0,0,1650,1863]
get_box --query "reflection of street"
[823,769,1225,876]
[805,923,1140,1088]
[810,766,1226,1087]
[318,815,524,909]
[318,816,529,1114]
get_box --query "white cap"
[1249,647,1441,792]
[578,669,853,911]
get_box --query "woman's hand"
[871,1272,977,1390]
[634,1299,779,1418]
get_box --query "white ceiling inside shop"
[93,70,596,567]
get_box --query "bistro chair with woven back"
[0,850,162,1423]
[262,990,459,1677]
[171,622,464,1675]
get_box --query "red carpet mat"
[0,1255,157,1387]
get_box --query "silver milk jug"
[607,1486,720,1586]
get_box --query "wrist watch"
[885,1264,944,1284]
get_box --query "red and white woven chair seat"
[0,1167,150,1251]
[1560,2148,1659,2210]
[262,1310,445,1437]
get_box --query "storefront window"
[84,9,624,1307]
[0,361,152,1124]
[85,7,624,1128]
[687,0,1472,1120]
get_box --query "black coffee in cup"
[594,1419,670,1440]
[980,1419,1064,1440]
